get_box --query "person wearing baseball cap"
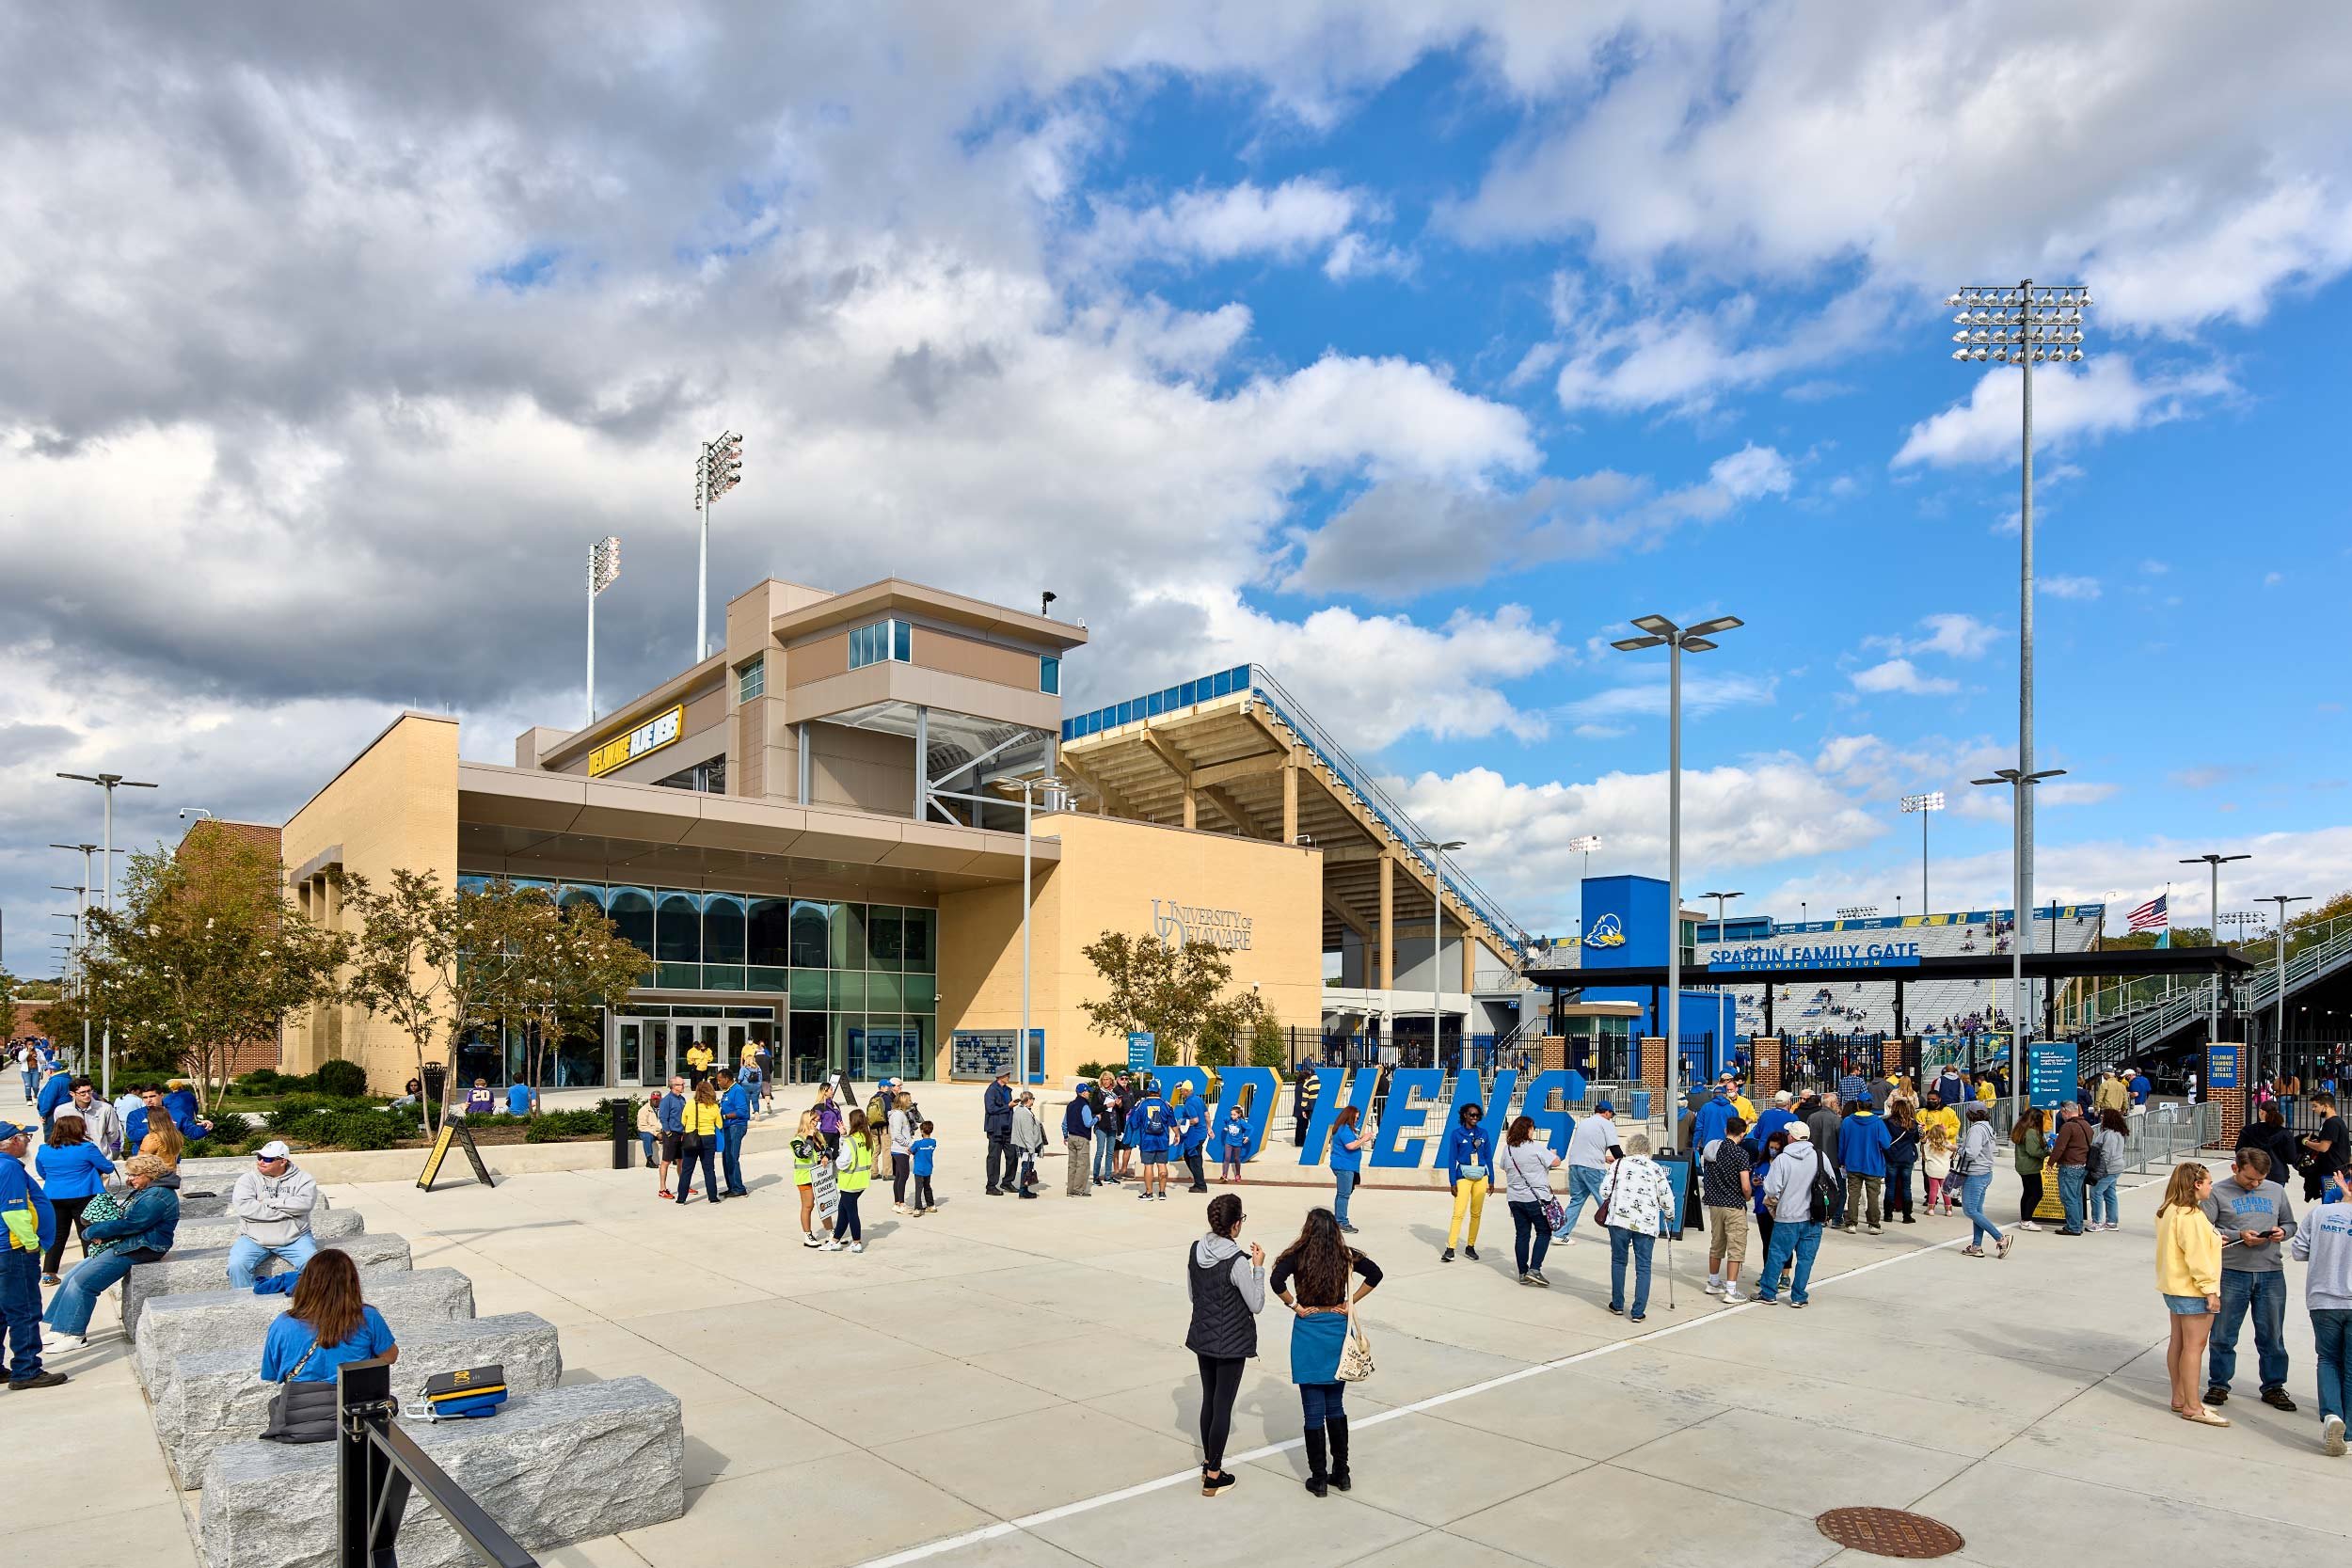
[226,1141,321,1289]
[1,1120,67,1388]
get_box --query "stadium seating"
[1722,909,2100,1037]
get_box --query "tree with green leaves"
[342,870,526,1132]
[78,835,349,1115]
[493,887,649,1099]
[1078,930,1268,1067]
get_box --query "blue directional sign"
[1125,1031,1155,1076]
[2028,1040,2078,1109]
[2207,1045,2240,1090]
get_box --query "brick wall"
[1752,1036,1783,1098]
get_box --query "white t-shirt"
[1565,1114,1620,1170]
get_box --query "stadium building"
[278,577,1533,1092]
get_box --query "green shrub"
[314,1059,370,1099]
[267,1098,331,1132]
[207,1112,255,1147]
[1074,1061,1106,1080]
[522,1107,610,1142]
[315,1111,403,1151]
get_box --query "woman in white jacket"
[1009,1092,1050,1200]
[1598,1133,1677,1322]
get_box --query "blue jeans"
[1609,1227,1655,1316]
[2,1247,43,1379]
[226,1231,318,1290]
[1756,1219,1824,1304]
[2210,1269,2288,1392]
[2090,1173,2119,1227]
[1563,1165,1608,1232]
[44,1248,138,1337]
[1961,1171,2003,1248]
[1332,1169,1358,1227]
[722,1121,748,1194]
[2313,1308,2352,1426]
[17,1069,33,1102]
[1300,1380,1346,1426]
[639,1131,658,1167]
[2057,1165,2087,1232]
[1093,1132,1118,1183]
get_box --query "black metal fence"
[339,1356,533,1568]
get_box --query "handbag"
[1334,1301,1374,1384]
[1593,1164,1614,1228]
[260,1342,339,1443]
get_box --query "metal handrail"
[340,1357,534,1568]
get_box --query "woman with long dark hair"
[676,1080,724,1205]
[1273,1208,1382,1497]
[1883,1101,1918,1225]
[2012,1106,2049,1231]
[260,1248,398,1383]
[1328,1104,1368,1235]
[1184,1193,1264,1498]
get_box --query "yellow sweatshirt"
[2155,1204,2221,1297]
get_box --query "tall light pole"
[990,776,1067,1084]
[2183,852,2250,1082]
[1899,791,1945,912]
[1971,766,2065,1115]
[57,774,158,1098]
[51,844,98,1076]
[1417,839,1467,1069]
[1945,281,2088,1049]
[587,534,622,725]
[1613,611,1744,1136]
[692,431,743,661]
[1567,834,1600,884]
[2259,895,2310,1085]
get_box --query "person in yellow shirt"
[675,1083,724,1205]
[1918,1092,1962,1152]
[2155,1163,2226,1428]
[684,1040,715,1089]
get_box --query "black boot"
[1326,1414,1351,1492]
[1303,1427,1329,1497]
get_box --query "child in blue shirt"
[1218,1107,1249,1183]
[910,1122,939,1214]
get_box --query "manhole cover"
[1815,1507,1965,1559]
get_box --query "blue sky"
[2,3,2347,970]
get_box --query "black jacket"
[984,1080,1013,1136]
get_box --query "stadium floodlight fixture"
[1836,905,1880,920]
[1899,790,1946,912]
[1565,833,1601,887]
[1610,610,1744,1131]
[1943,279,2090,1075]
[692,429,744,661]
[586,534,622,726]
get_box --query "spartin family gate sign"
[1703,940,1923,973]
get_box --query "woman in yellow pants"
[1439,1101,1495,1262]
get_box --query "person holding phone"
[1184,1193,1265,1498]
[2200,1148,2298,1412]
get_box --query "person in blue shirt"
[164,1081,202,1126]
[1837,1102,1892,1233]
[259,1249,398,1385]
[1693,1086,1738,1154]
[35,1066,74,1129]
[716,1069,752,1198]
[1126,1081,1173,1202]
[909,1121,940,1214]
[656,1075,688,1200]
[1750,1091,1799,1156]
[124,1084,211,1153]
[503,1080,537,1117]
[1218,1106,1250,1183]
[1440,1101,1495,1264]
[1327,1103,1369,1234]
[1,1121,65,1389]
[2129,1071,2153,1106]
[32,1117,114,1284]
[1174,1085,1212,1195]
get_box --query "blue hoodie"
[1442,1120,1494,1186]
[1751,1106,1798,1152]
[1177,1103,1211,1155]
[1693,1093,1737,1151]
[1220,1113,1249,1156]
[1838,1112,1891,1179]
[37,1073,73,1124]
[124,1102,207,1151]
[34,1140,116,1200]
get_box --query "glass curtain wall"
[455,876,938,1086]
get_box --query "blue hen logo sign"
[1583,912,1627,949]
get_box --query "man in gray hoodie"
[226,1141,321,1288]
[2290,1169,2352,1454]
[2202,1148,2298,1412]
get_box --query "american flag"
[2127,892,2169,932]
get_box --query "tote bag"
[1334,1301,1375,1384]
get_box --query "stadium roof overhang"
[1525,945,2255,991]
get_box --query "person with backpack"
[1957,1104,2012,1259]
[1062,1085,1096,1197]
[1883,1101,1919,1226]
[1754,1122,1836,1307]
[2051,1101,2092,1236]
[1127,1079,1174,1202]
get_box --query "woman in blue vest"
[1184,1193,1264,1497]
[1273,1208,1382,1497]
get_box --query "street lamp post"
[1899,792,1945,912]
[1417,839,1467,1070]
[1612,612,1744,1139]
[1945,281,2090,1026]
[50,844,97,1077]
[57,772,158,1099]
[989,776,1068,1085]
[587,535,622,725]
[2183,853,2251,1084]
[692,431,743,661]
[1701,891,1744,928]
[1971,766,2066,1116]
[2259,895,2311,1085]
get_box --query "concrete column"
[1281,754,1299,844]
[1460,927,1475,994]
[1378,853,1394,991]
[798,721,812,804]
[1182,787,1197,831]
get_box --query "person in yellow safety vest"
[829,1111,877,1254]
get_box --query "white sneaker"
[1559,1232,1578,1247]
[1721,1288,1746,1304]
[2325,1414,2346,1456]
[820,1239,842,1252]
[1703,1279,1724,1295]
[848,1241,866,1254]
[45,1332,87,1352]
[2018,1221,2042,1232]
[893,1203,908,1214]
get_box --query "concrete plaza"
[12,1122,2349,1568]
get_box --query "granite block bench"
[170,1207,365,1255]
[123,1232,413,1338]
[135,1267,476,1393]
[158,1310,564,1488]
[199,1377,685,1568]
